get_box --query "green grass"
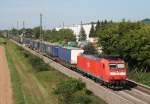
[5,41,25,104]
[5,40,107,104]
[6,41,52,104]
[127,70,150,86]
[0,37,7,44]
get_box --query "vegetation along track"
[12,39,150,104]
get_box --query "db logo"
[87,62,90,68]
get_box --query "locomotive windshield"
[109,64,124,70]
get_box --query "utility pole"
[23,21,25,29]
[81,21,83,26]
[40,13,43,52]
[17,21,19,36]
[23,21,25,36]
[63,22,64,29]
[21,21,25,43]
[17,21,19,29]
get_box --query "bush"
[29,56,49,72]
[54,78,86,104]
[84,89,93,95]
[21,50,30,58]
[73,91,92,104]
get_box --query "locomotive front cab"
[109,63,126,79]
[108,61,127,87]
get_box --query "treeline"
[94,20,150,72]
[9,27,76,43]
[44,29,76,43]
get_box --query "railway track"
[114,86,150,104]
[127,79,150,95]
[11,40,150,104]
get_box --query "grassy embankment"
[127,71,150,86]
[4,39,107,104]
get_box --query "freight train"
[12,37,127,88]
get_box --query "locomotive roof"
[81,54,101,60]
[63,46,83,50]
[81,54,122,61]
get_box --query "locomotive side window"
[109,64,124,70]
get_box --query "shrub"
[73,92,92,104]
[54,78,86,104]
[29,56,49,72]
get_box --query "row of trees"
[43,29,76,43]
[94,20,150,71]
[9,27,76,43]
[8,22,99,42]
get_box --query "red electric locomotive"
[77,54,126,88]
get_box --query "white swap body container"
[58,47,84,64]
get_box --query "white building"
[55,23,96,42]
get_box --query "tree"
[43,29,76,43]
[89,22,96,37]
[83,42,97,54]
[24,28,33,38]
[58,29,76,42]
[95,20,100,30]
[32,26,40,39]
[95,20,101,37]
[11,28,18,36]
[97,20,150,72]
[79,25,86,41]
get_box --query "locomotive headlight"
[119,72,126,75]
[110,72,126,75]
[110,72,117,75]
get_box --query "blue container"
[49,45,53,56]
[30,40,35,48]
[51,45,59,57]
[23,38,30,44]
[45,44,51,56]
[58,47,71,63]
[45,44,50,55]
[58,47,63,59]
[33,41,39,49]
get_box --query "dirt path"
[0,46,13,104]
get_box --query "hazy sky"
[0,0,149,29]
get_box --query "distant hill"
[141,18,150,24]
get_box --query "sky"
[0,0,150,30]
